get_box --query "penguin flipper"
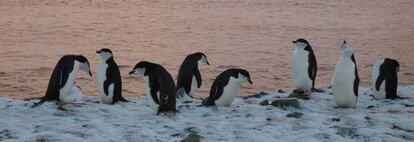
[351,54,359,96]
[375,64,386,91]
[194,69,202,88]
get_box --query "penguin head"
[385,58,400,72]
[129,61,152,77]
[76,55,92,77]
[96,48,113,60]
[234,69,253,84]
[194,52,210,66]
[340,40,353,57]
[292,38,309,49]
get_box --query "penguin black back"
[351,54,359,97]
[304,40,317,89]
[107,56,127,103]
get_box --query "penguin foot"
[57,106,68,111]
[70,103,85,107]
[311,88,324,93]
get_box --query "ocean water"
[0,0,413,99]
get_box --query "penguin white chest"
[59,62,79,103]
[190,75,197,96]
[215,77,242,107]
[333,58,357,107]
[292,49,312,91]
[143,76,151,96]
[97,61,113,104]
[61,85,84,103]
[372,59,386,99]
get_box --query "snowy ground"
[0,86,413,142]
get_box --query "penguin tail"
[119,97,129,102]
[31,99,47,108]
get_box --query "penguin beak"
[128,70,135,75]
[88,70,92,77]
[248,79,253,85]
[206,60,210,65]
[343,40,347,44]
[292,41,298,44]
[96,51,102,54]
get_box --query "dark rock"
[184,127,198,133]
[241,91,270,99]
[181,133,203,142]
[331,118,341,122]
[270,99,300,109]
[286,112,303,119]
[337,127,357,138]
[171,133,182,137]
[0,129,16,140]
[367,105,375,109]
[364,116,371,120]
[259,100,269,106]
[277,89,286,93]
[289,89,310,100]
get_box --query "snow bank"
[0,86,413,142]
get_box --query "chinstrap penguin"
[31,55,92,108]
[372,58,401,99]
[332,40,359,108]
[96,48,128,104]
[176,52,209,102]
[201,69,252,107]
[291,38,317,93]
[129,61,177,115]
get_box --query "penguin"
[96,48,128,104]
[291,38,317,93]
[176,52,210,102]
[128,61,177,115]
[31,55,92,108]
[372,58,401,99]
[332,40,359,108]
[201,69,253,107]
